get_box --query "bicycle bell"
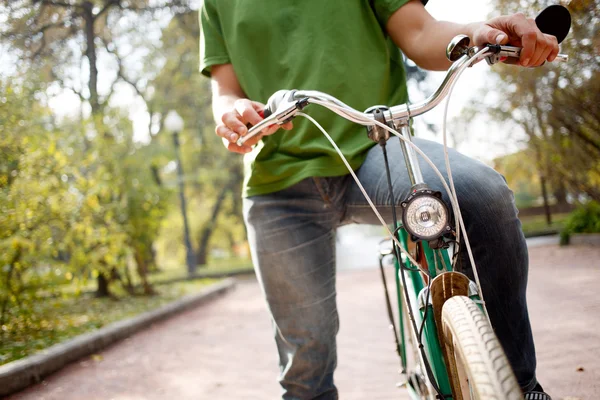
[446,35,471,61]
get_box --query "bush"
[560,201,600,245]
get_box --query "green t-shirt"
[200,0,424,197]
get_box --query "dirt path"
[7,245,599,400]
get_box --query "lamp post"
[164,110,195,275]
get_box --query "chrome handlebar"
[237,35,568,147]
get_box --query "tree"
[59,112,170,296]
[0,79,78,331]
[486,0,600,204]
[1,0,195,295]
[1,0,191,118]
[493,149,541,209]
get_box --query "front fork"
[368,108,459,398]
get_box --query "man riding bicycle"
[200,1,559,398]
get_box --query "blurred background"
[0,0,598,369]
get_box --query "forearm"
[406,19,478,71]
[386,2,478,72]
[212,90,243,125]
[209,63,247,125]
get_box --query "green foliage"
[0,2,248,356]
[494,149,542,208]
[560,201,600,245]
[0,78,174,337]
[0,78,71,332]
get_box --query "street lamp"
[164,110,196,275]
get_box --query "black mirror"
[535,4,571,44]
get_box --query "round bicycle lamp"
[401,189,451,241]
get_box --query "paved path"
[527,245,599,400]
[7,245,599,400]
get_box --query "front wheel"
[440,296,522,400]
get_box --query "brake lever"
[237,114,279,146]
[484,44,569,65]
[237,93,308,147]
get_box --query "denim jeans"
[243,138,538,399]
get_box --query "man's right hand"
[210,64,293,154]
[215,98,293,154]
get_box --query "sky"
[1,0,530,163]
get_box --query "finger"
[532,46,551,67]
[238,133,263,148]
[220,136,249,153]
[221,112,247,136]
[545,34,559,62]
[519,32,536,67]
[472,17,509,46]
[250,100,267,113]
[510,16,538,66]
[531,33,555,66]
[502,57,520,65]
[260,124,278,136]
[281,121,294,131]
[234,99,262,127]
[227,141,253,154]
[486,27,509,45]
[241,123,283,146]
[529,33,548,67]
[216,124,240,143]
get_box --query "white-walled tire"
[441,296,522,400]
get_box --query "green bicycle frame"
[395,227,453,399]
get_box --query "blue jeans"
[243,138,538,399]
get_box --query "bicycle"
[237,6,570,399]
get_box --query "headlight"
[401,190,450,241]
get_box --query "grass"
[519,213,569,237]
[29,257,254,297]
[148,257,254,284]
[0,279,214,366]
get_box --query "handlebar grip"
[245,90,287,128]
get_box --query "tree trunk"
[122,264,135,295]
[195,183,231,266]
[83,1,111,294]
[134,248,155,295]
[82,1,99,115]
[226,229,236,253]
[553,181,569,206]
[0,253,19,334]
[539,173,552,226]
[148,244,160,273]
[96,273,111,298]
